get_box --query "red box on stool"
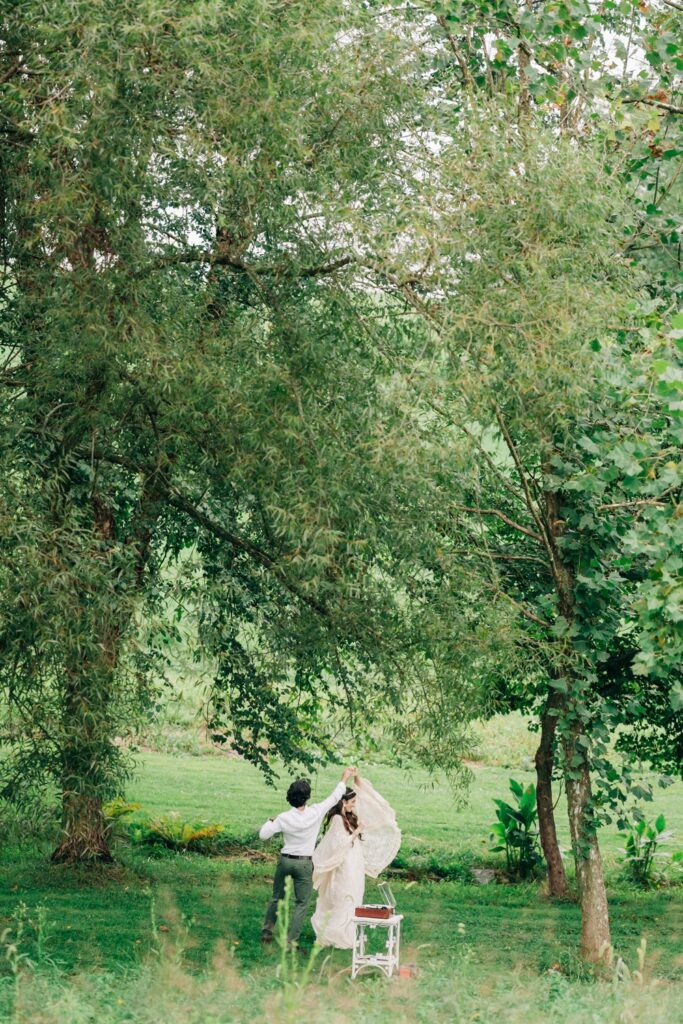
[355,905,393,919]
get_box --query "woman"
[311,772,400,949]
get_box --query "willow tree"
[0,0,456,861]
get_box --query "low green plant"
[390,848,476,882]
[2,940,682,1024]
[129,814,227,854]
[112,805,266,858]
[103,798,144,846]
[103,798,142,820]
[618,810,680,886]
[1,900,55,986]
[1,902,32,984]
[489,778,543,880]
[275,877,325,1011]
[613,936,648,986]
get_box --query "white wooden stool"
[351,913,403,979]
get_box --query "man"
[259,766,357,947]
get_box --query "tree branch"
[158,248,353,280]
[437,15,473,86]
[0,60,25,85]
[451,504,543,543]
[494,406,554,563]
[597,498,669,512]
[164,489,331,620]
[422,394,528,507]
[622,98,683,116]
[494,588,553,629]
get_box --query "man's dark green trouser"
[262,854,313,944]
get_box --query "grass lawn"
[0,752,681,1022]
[127,751,683,865]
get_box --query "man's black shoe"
[261,932,274,944]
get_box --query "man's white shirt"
[259,782,346,856]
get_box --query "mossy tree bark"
[535,690,569,898]
[563,726,612,963]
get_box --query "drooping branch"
[38,437,353,631]
[495,588,553,630]
[164,488,331,621]
[422,394,528,507]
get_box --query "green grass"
[127,751,683,865]
[5,950,683,1024]
[0,752,681,1022]
[470,711,538,769]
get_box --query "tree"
[374,0,681,940]
[0,0,449,860]
[365,114,641,959]
[562,308,683,783]
[378,108,683,957]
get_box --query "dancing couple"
[259,766,400,948]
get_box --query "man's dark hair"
[286,778,311,808]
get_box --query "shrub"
[618,811,681,886]
[489,778,543,881]
[103,798,142,820]
[108,805,267,858]
[129,815,228,854]
[389,848,477,882]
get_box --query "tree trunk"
[535,691,569,898]
[563,732,612,964]
[543,487,611,959]
[51,790,112,864]
[49,485,163,864]
[517,1,533,122]
[51,669,115,863]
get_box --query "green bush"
[102,800,262,857]
[390,848,477,882]
[103,798,142,821]
[128,815,229,854]
[489,778,543,881]
[618,811,681,887]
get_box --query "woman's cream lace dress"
[311,777,400,949]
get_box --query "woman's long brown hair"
[324,790,360,836]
